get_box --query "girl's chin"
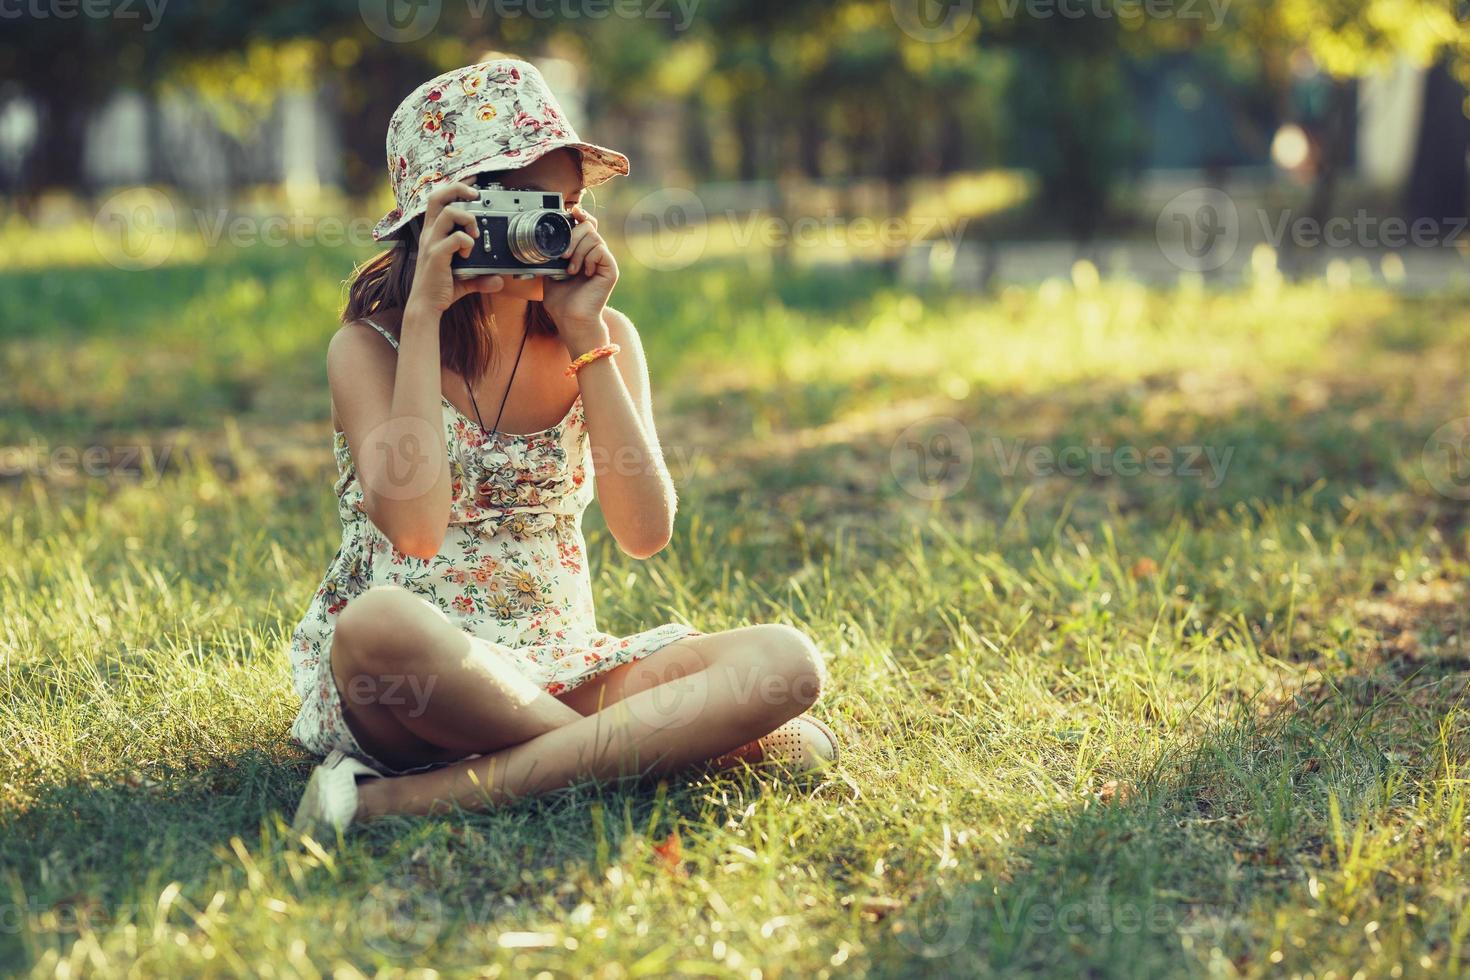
[499,276,544,302]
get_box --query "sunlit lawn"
[2,220,1468,977]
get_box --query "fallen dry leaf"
[1130,558,1159,580]
[652,831,687,878]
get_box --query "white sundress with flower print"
[286,317,701,768]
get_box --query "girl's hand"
[406,181,505,316]
[542,204,618,354]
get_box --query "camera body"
[450,181,574,280]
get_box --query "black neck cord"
[464,319,531,440]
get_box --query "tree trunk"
[936,95,966,174]
[798,99,823,180]
[1283,77,1356,278]
[1405,58,1469,225]
[24,90,90,196]
[683,94,714,182]
[734,93,762,182]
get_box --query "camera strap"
[464,318,531,441]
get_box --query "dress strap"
[359,316,400,350]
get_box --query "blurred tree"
[1213,0,1469,243]
[1406,57,1470,224]
[0,0,671,201]
[3,0,1467,242]
[976,3,1149,244]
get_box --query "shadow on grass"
[863,586,1470,978]
[0,738,775,971]
[0,746,310,963]
[674,359,1468,543]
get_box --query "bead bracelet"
[565,342,621,377]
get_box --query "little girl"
[287,59,838,834]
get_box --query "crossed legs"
[328,585,827,818]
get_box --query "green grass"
[2,225,1469,977]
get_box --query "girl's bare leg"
[353,623,827,818]
[332,586,826,780]
[331,586,586,768]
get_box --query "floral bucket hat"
[372,59,630,242]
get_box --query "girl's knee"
[334,585,435,672]
[750,623,826,711]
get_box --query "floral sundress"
[285,317,701,772]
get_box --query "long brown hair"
[343,174,560,383]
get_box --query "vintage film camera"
[450,180,574,280]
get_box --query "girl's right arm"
[328,181,505,559]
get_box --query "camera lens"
[508,210,572,264]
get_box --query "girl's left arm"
[575,309,676,559]
[543,204,675,559]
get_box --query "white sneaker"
[292,750,380,836]
[755,714,840,773]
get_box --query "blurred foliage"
[1,0,1468,223]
